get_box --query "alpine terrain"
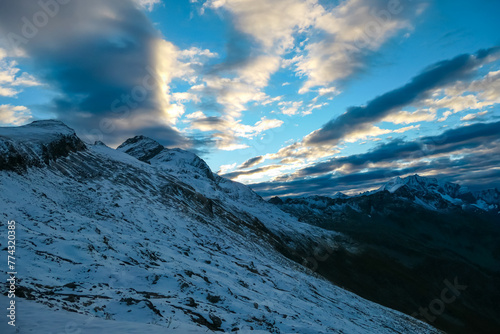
[270,175,500,334]
[0,120,441,333]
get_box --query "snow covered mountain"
[0,120,439,334]
[270,175,500,334]
[372,174,500,212]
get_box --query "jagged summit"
[333,191,349,199]
[268,196,284,205]
[376,174,499,211]
[117,135,215,181]
[117,135,165,162]
[379,174,444,193]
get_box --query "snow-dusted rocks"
[0,120,86,171]
[374,174,499,212]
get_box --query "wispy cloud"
[192,0,427,150]
[0,48,40,97]
[187,112,283,150]
[136,0,162,11]
[248,121,500,197]
[0,104,31,125]
[304,47,500,146]
[294,0,428,93]
[232,48,500,195]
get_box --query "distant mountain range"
[271,174,500,214]
[0,120,440,333]
[270,175,500,334]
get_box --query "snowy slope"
[0,121,440,333]
[0,294,206,334]
[117,136,342,241]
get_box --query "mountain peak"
[379,174,449,194]
[405,174,438,187]
[268,196,284,205]
[29,119,71,128]
[0,120,86,171]
[117,135,216,181]
[378,176,405,193]
[117,135,165,162]
[1,119,76,141]
[373,174,500,211]
[333,191,349,199]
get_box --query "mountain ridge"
[271,174,500,213]
[270,174,500,334]
[0,120,86,171]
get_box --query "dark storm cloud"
[0,0,192,148]
[305,47,500,146]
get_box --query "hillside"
[270,175,500,334]
[0,120,439,333]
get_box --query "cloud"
[239,155,264,169]
[217,162,237,174]
[204,0,426,94]
[221,164,283,180]
[189,114,283,150]
[0,0,196,148]
[203,0,321,52]
[0,104,32,126]
[248,121,500,197]
[420,69,500,116]
[295,0,428,93]
[0,48,40,97]
[381,108,436,124]
[193,0,429,150]
[461,110,488,121]
[189,114,283,138]
[296,120,500,178]
[393,124,420,133]
[249,168,421,198]
[136,0,162,11]
[343,125,391,143]
[304,47,500,146]
[194,74,270,117]
[279,100,303,116]
[230,48,500,181]
[438,110,453,122]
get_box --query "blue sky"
[1,0,499,196]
